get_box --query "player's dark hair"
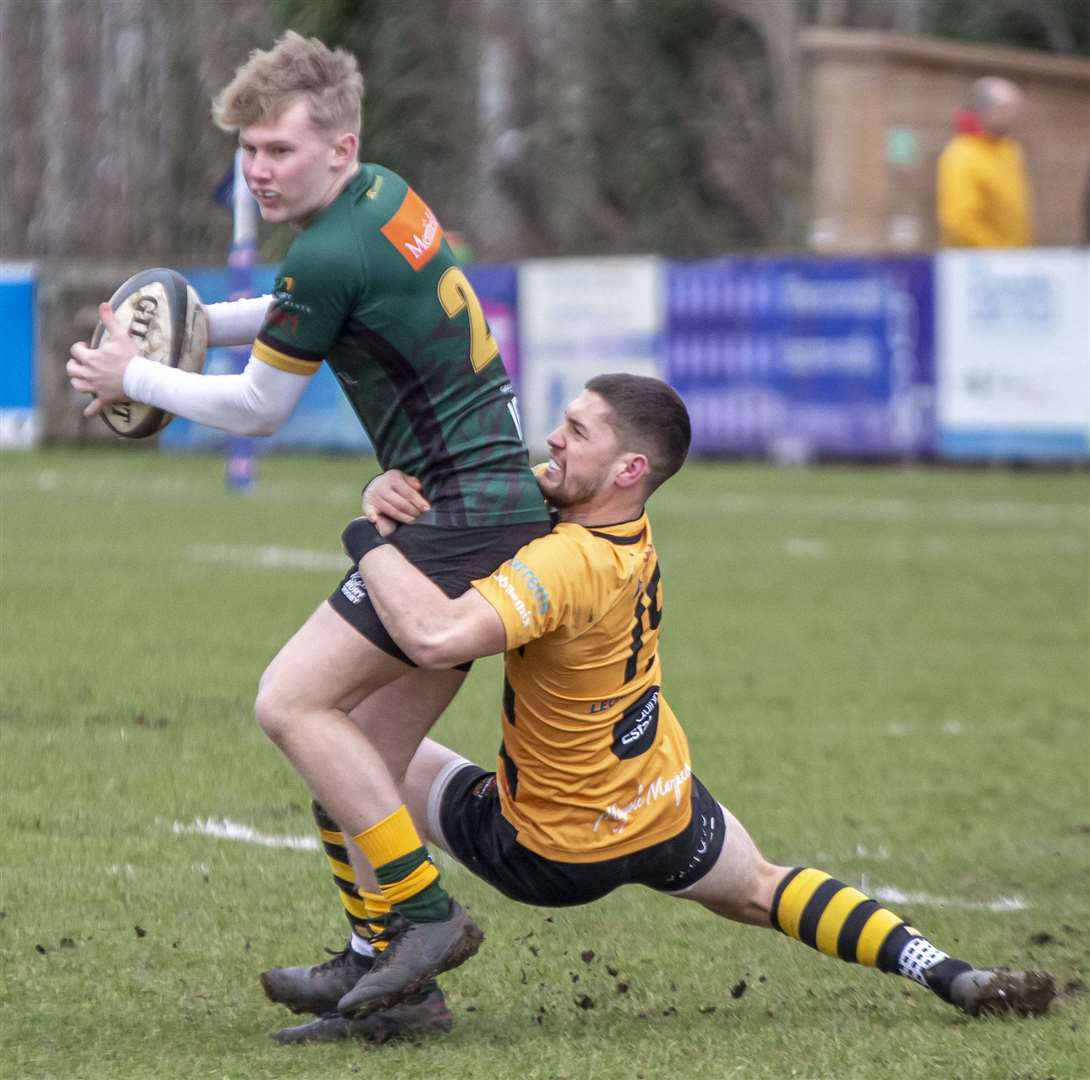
[585,373,691,494]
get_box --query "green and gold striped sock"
[354,805,451,923]
[312,800,370,938]
[359,890,393,952]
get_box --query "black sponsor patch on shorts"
[612,686,659,759]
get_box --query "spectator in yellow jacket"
[937,77,1034,247]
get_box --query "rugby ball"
[91,267,208,439]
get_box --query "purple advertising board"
[665,256,935,458]
[466,263,520,391]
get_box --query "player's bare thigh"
[255,599,412,734]
[671,803,788,927]
[345,671,467,787]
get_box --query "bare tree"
[1,0,274,261]
[473,0,531,257]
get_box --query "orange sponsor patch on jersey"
[380,188,445,270]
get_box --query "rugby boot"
[337,902,484,1019]
[273,981,452,1045]
[261,945,373,1015]
[937,966,1056,1017]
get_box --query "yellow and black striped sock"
[354,805,451,923]
[312,800,370,939]
[769,868,971,1001]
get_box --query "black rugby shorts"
[328,520,551,671]
[436,766,727,906]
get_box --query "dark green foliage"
[277,0,462,182]
[928,0,1089,55]
[274,0,791,255]
[803,0,1090,56]
[631,0,717,58]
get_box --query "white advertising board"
[936,249,1090,459]
[518,257,664,455]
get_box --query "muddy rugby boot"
[261,945,373,1015]
[938,966,1056,1017]
[338,902,483,1019]
[274,982,452,1045]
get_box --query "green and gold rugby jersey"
[253,164,547,528]
[471,514,693,863]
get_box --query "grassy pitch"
[1,448,1087,1080]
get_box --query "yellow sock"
[354,805,450,922]
[770,867,912,971]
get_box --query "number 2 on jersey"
[438,267,499,373]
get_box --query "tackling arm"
[357,542,507,669]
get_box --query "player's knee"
[253,674,296,744]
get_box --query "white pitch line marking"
[172,817,320,851]
[783,538,830,559]
[854,843,890,861]
[170,816,455,870]
[170,819,1024,910]
[655,490,1088,528]
[0,470,351,505]
[186,544,347,572]
[872,885,1027,913]
[5,470,1084,529]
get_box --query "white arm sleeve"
[122,353,311,437]
[203,295,274,347]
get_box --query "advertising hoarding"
[665,256,935,459]
[518,257,663,455]
[936,249,1090,460]
[0,265,38,447]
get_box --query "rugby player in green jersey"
[67,32,550,1025]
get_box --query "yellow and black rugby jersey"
[253,164,546,529]
[471,514,692,863]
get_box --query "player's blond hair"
[213,31,364,139]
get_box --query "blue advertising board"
[665,256,935,458]
[466,263,520,392]
[0,265,38,447]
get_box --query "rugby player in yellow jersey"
[271,374,1054,1044]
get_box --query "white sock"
[350,932,377,958]
[897,936,949,987]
